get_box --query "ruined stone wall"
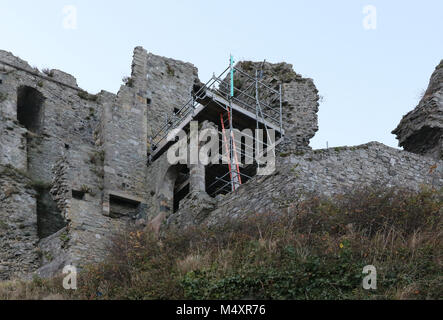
[145,151,173,219]
[127,47,204,226]
[102,86,148,203]
[100,47,199,215]
[0,50,138,279]
[36,149,129,278]
[0,119,27,171]
[0,50,106,183]
[101,48,150,220]
[1,46,442,281]
[169,142,443,226]
[144,50,200,143]
[0,165,39,280]
[393,60,443,160]
[125,47,200,146]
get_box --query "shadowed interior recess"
[17,86,45,133]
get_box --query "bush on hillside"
[2,185,441,300]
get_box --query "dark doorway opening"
[17,86,45,133]
[173,165,190,213]
[109,194,141,219]
[37,189,67,239]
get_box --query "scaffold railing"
[148,57,284,197]
[148,61,283,157]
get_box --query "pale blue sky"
[1,0,442,149]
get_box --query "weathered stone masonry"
[0,48,149,279]
[0,47,442,280]
[0,166,38,280]
[393,61,443,160]
[181,142,442,226]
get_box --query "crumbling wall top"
[227,60,319,152]
[392,60,443,160]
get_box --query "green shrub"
[3,186,441,300]
[69,186,442,300]
[42,68,54,77]
[122,76,134,88]
[166,63,175,77]
[80,185,91,194]
[88,150,104,165]
[77,90,98,102]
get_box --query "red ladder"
[220,110,242,191]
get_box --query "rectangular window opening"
[109,194,141,219]
[72,190,86,200]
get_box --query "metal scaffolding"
[148,56,284,198]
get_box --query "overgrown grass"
[1,186,442,300]
[0,277,65,300]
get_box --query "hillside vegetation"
[1,186,442,300]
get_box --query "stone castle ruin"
[0,47,442,280]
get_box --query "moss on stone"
[279,152,291,158]
[0,92,7,103]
